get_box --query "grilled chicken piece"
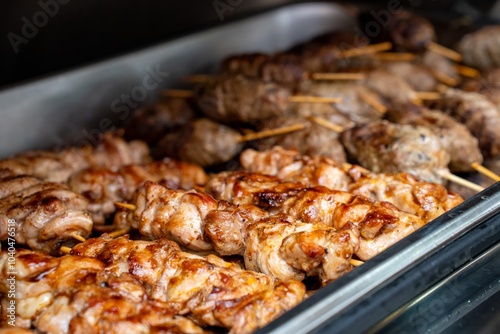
[429,88,500,159]
[114,182,359,282]
[253,117,347,163]
[300,81,386,124]
[157,118,243,167]
[341,120,450,184]
[0,249,205,334]
[0,181,92,255]
[0,133,150,183]
[70,235,306,333]
[244,216,360,283]
[206,171,425,260]
[240,146,353,191]
[68,159,207,224]
[457,25,500,71]
[124,97,197,145]
[239,147,462,222]
[195,74,290,124]
[348,172,463,223]
[388,105,483,172]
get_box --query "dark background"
[1,0,497,89]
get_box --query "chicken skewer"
[0,133,150,183]
[28,234,306,333]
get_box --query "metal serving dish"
[1,2,499,333]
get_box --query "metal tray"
[0,2,499,333]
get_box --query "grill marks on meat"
[69,160,207,224]
[0,181,92,255]
[0,133,150,183]
[388,105,483,172]
[429,88,500,159]
[69,235,306,333]
[0,249,206,333]
[240,147,352,191]
[341,120,450,184]
[195,74,291,124]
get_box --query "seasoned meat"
[221,53,306,91]
[381,61,438,92]
[0,133,150,183]
[457,25,500,71]
[420,50,460,86]
[363,69,419,106]
[157,118,243,167]
[124,97,197,145]
[429,88,500,158]
[460,68,500,106]
[70,235,306,333]
[240,146,353,191]
[68,159,207,224]
[341,120,450,184]
[0,181,92,255]
[300,81,386,124]
[195,74,291,124]
[388,105,483,172]
[0,249,205,333]
[254,117,347,163]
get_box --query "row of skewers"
[1,9,500,334]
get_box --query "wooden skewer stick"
[114,201,138,211]
[431,69,460,87]
[471,162,500,182]
[343,42,393,58]
[438,170,485,192]
[288,95,342,104]
[71,233,86,243]
[108,227,131,239]
[427,41,462,62]
[60,246,72,254]
[414,92,441,100]
[358,89,387,113]
[237,124,305,142]
[350,259,364,267]
[308,116,345,133]
[373,52,415,61]
[309,72,366,81]
[455,64,480,78]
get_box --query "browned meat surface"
[300,81,386,124]
[363,69,419,106]
[221,53,306,91]
[429,88,500,159]
[68,159,207,224]
[0,249,205,333]
[388,105,483,172]
[381,61,438,92]
[253,117,347,163]
[0,133,150,183]
[349,172,463,223]
[240,146,352,191]
[70,235,306,333]
[124,97,197,145]
[157,118,243,167]
[460,68,500,106]
[341,120,450,184]
[195,74,291,124]
[420,50,460,86]
[457,25,500,71]
[0,181,92,255]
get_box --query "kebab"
[0,133,150,183]
[64,235,305,333]
[240,146,463,223]
[457,25,500,71]
[68,159,208,225]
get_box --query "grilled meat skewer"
[457,25,500,71]
[68,159,207,225]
